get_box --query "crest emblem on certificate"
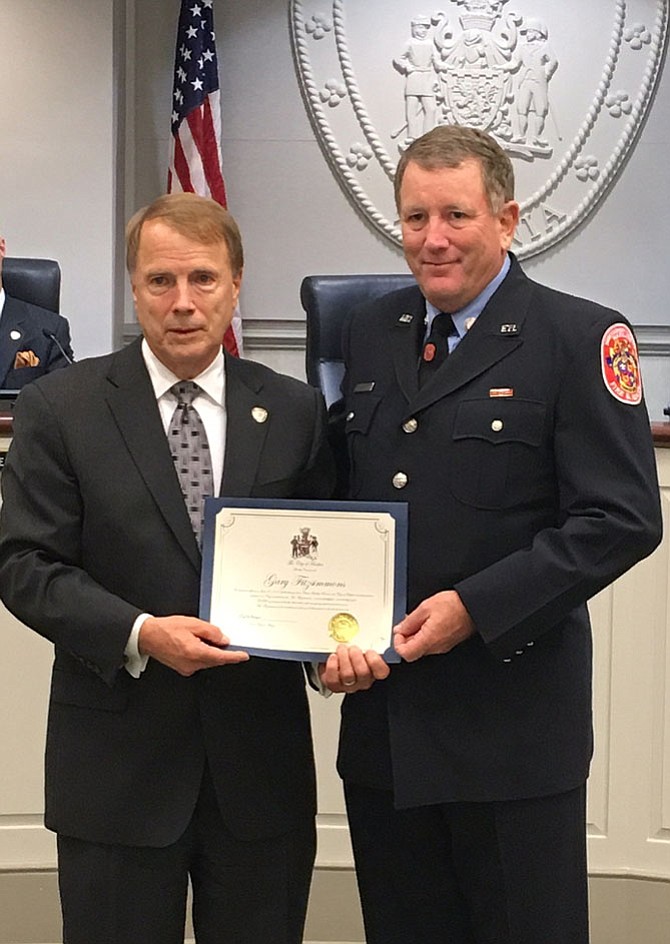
[290,0,668,258]
[290,526,320,560]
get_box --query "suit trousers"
[57,765,316,944]
[344,781,589,944]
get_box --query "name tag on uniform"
[353,382,376,393]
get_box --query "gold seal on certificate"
[328,612,359,644]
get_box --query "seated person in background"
[0,232,74,389]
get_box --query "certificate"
[200,498,407,662]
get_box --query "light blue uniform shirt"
[424,254,511,352]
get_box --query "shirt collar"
[140,338,225,406]
[0,287,5,318]
[425,253,511,339]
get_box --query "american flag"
[168,0,242,355]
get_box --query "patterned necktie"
[167,381,212,545]
[418,312,456,386]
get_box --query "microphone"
[42,329,74,365]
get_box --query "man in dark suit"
[0,233,73,388]
[0,193,334,944]
[321,126,662,943]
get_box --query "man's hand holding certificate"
[319,643,391,693]
[200,499,407,662]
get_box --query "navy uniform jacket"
[0,339,334,846]
[334,256,662,808]
[0,294,73,388]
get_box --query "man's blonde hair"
[126,192,243,275]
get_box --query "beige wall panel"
[588,584,614,840]
[0,602,55,869]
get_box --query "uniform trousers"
[344,781,589,944]
[57,766,315,944]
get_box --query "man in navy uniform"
[321,125,662,944]
[0,232,73,388]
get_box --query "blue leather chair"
[2,257,61,313]
[300,273,415,407]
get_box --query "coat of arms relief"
[290,0,668,257]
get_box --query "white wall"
[0,0,117,359]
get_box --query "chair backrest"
[2,257,61,313]
[301,273,415,407]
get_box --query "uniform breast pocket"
[449,398,547,509]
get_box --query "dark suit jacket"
[334,256,662,808]
[0,338,334,846]
[0,294,73,388]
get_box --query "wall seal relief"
[290,0,668,258]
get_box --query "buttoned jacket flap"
[453,398,546,446]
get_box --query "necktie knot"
[419,313,456,385]
[431,312,456,339]
[171,380,200,407]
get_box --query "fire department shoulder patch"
[601,323,642,405]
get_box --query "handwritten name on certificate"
[200,499,407,662]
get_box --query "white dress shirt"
[124,340,227,677]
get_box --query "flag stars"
[170,3,219,146]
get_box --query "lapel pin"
[423,342,436,362]
[500,323,519,335]
[398,313,414,324]
[464,317,476,332]
[251,406,268,424]
[10,330,21,341]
